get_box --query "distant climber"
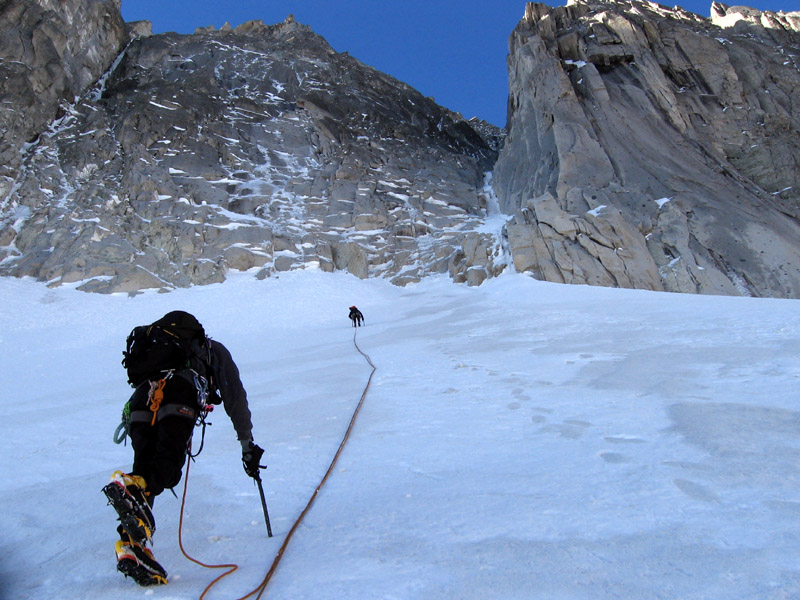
[349,306,364,327]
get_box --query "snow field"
[1,270,799,599]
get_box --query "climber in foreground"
[102,310,265,586]
[349,305,364,327]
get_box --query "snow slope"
[1,270,799,599]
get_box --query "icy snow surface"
[1,270,799,599]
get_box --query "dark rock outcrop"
[0,0,128,198]
[0,12,503,292]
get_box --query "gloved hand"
[241,440,266,479]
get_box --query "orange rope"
[178,327,376,599]
[178,457,241,600]
[149,378,167,425]
[249,327,376,599]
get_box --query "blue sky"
[120,0,797,127]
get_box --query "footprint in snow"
[600,452,629,464]
[604,435,646,444]
[673,479,719,503]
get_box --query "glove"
[241,440,266,479]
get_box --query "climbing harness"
[112,368,211,445]
[178,326,377,599]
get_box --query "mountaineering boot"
[114,538,167,586]
[102,471,155,544]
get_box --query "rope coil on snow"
[178,326,377,599]
[179,456,240,600]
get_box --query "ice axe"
[255,470,273,537]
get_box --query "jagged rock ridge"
[3,0,800,299]
[493,0,800,297]
[0,2,504,292]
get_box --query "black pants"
[129,375,198,499]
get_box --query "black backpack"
[122,311,212,388]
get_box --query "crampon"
[102,471,155,545]
[115,538,167,586]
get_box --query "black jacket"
[209,339,253,442]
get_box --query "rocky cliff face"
[0,0,128,199]
[0,5,502,293]
[3,0,800,298]
[493,0,800,297]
